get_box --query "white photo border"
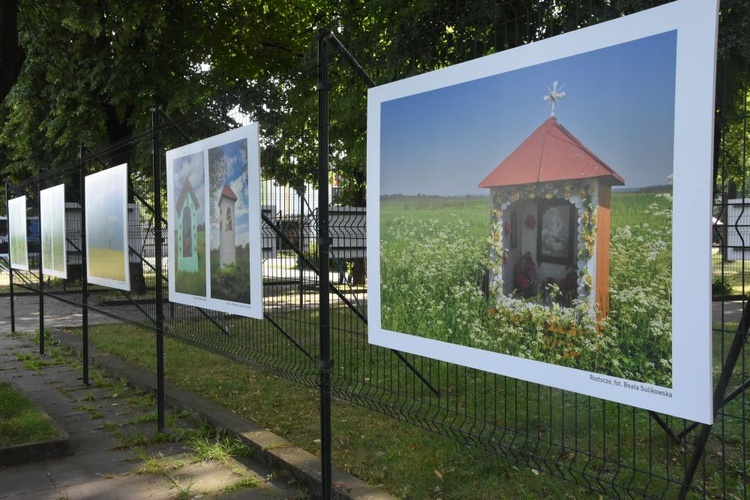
[366,0,718,424]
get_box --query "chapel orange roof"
[478,117,625,188]
[219,184,237,201]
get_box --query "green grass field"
[88,247,127,282]
[380,190,669,249]
[379,189,673,386]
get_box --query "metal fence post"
[152,108,166,433]
[37,173,45,355]
[79,147,90,385]
[317,27,333,499]
[5,181,15,333]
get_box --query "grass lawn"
[0,382,61,447]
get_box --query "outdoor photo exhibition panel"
[84,163,131,291]
[8,195,29,271]
[40,183,68,279]
[367,0,718,423]
[166,123,263,319]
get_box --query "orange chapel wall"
[595,184,612,320]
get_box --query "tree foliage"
[0,0,320,185]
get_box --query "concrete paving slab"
[41,449,138,488]
[0,462,57,498]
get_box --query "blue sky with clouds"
[380,30,677,196]
[209,139,249,250]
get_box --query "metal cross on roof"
[544,81,566,117]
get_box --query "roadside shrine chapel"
[479,83,624,316]
[176,178,200,274]
[175,178,239,272]
[218,183,238,268]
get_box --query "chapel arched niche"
[502,196,579,305]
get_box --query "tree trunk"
[0,0,26,102]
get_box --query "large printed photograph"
[40,183,68,279]
[85,164,130,291]
[367,1,717,423]
[166,124,263,319]
[8,196,28,271]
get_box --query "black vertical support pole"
[317,27,333,499]
[299,204,304,310]
[5,181,15,333]
[152,109,166,433]
[80,147,90,385]
[38,170,45,355]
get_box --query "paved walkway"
[0,331,307,499]
[0,293,117,332]
[0,294,392,500]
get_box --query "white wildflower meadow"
[380,192,673,387]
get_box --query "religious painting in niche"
[367,0,718,424]
[538,200,575,265]
[182,206,193,258]
[166,123,263,319]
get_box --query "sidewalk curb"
[51,328,393,500]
